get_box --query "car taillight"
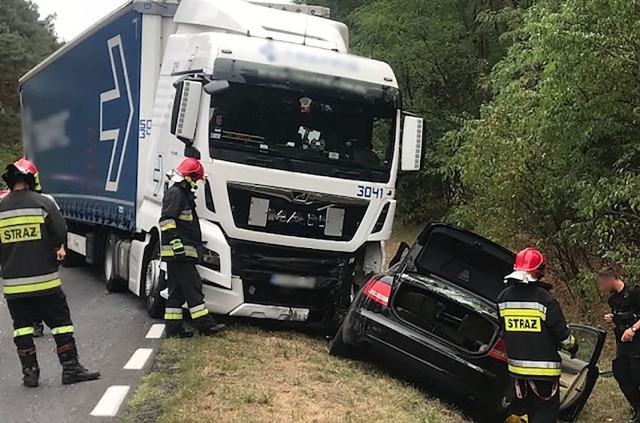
[362,277,391,307]
[488,337,508,362]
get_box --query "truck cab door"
[559,324,607,421]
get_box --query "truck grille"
[227,182,368,241]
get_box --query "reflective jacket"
[159,183,202,261]
[497,280,573,380]
[0,190,67,298]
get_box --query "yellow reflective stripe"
[0,215,44,228]
[3,278,61,295]
[178,213,193,221]
[164,313,183,320]
[508,364,561,377]
[161,250,174,257]
[500,308,546,320]
[14,327,34,337]
[191,308,209,319]
[51,325,74,335]
[185,250,198,258]
[161,222,177,231]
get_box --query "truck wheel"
[329,326,358,359]
[104,233,126,292]
[143,241,165,318]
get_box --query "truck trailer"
[19,0,424,322]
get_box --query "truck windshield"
[208,83,395,182]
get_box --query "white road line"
[145,323,165,339]
[90,386,130,417]
[123,348,154,370]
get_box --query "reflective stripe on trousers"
[164,307,183,320]
[508,359,562,377]
[14,326,34,337]
[189,304,209,319]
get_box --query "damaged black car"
[331,223,605,421]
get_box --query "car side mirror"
[400,115,425,172]
[170,79,203,142]
[389,241,411,268]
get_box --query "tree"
[450,0,640,296]
[0,0,58,154]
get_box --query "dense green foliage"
[0,0,58,160]
[302,0,640,297]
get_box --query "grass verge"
[124,326,468,423]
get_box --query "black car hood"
[410,224,514,303]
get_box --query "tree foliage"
[450,0,640,288]
[0,0,58,151]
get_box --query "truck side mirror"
[170,80,203,142]
[204,80,230,96]
[400,115,425,172]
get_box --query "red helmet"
[175,158,205,182]
[12,158,42,192]
[3,158,41,191]
[514,247,545,273]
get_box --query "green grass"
[124,327,468,423]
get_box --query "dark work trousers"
[613,352,640,410]
[512,378,560,423]
[7,290,75,351]
[165,260,209,328]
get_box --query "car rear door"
[559,324,607,421]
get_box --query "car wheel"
[143,240,166,318]
[329,326,358,359]
[104,233,126,292]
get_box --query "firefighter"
[497,247,578,423]
[10,158,60,338]
[0,162,100,387]
[160,158,226,338]
[597,267,640,423]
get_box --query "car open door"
[558,324,606,422]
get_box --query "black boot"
[18,348,39,388]
[57,343,100,385]
[165,322,194,339]
[191,315,227,336]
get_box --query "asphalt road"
[0,266,159,423]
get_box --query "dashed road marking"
[123,348,154,370]
[145,323,165,339]
[91,385,130,417]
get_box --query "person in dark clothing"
[0,162,100,387]
[160,158,226,338]
[498,247,578,423]
[597,267,640,423]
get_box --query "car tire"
[142,240,166,319]
[329,326,358,359]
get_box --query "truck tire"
[142,240,166,318]
[329,326,358,359]
[104,233,126,292]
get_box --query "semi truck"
[19,0,424,323]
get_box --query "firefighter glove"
[170,239,185,256]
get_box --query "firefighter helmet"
[3,158,41,191]
[175,158,205,188]
[514,247,545,274]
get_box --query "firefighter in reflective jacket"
[160,158,226,338]
[497,248,578,423]
[0,162,100,387]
